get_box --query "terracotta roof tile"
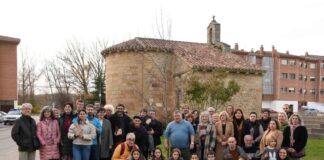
[102,37,263,73]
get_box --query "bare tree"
[44,60,73,96]
[88,39,109,80]
[153,9,172,40]
[18,49,42,104]
[58,39,92,96]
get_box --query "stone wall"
[105,51,262,117]
[181,71,263,116]
[105,51,179,118]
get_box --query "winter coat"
[37,119,61,160]
[99,118,114,158]
[282,125,308,153]
[195,123,217,160]
[11,115,40,152]
[58,113,75,155]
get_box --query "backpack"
[119,142,139,156]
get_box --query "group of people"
[169,104,308,160]
[11,101,308,160]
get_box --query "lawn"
[157,137,324,159]
[304,137,324,160]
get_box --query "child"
[206,151,216,160]
[152,147,165,160]
[262,137,279,160]
[127,148,146,160]
[168,148,184,160]
[278,148,290,160]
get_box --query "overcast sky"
[1,0,324,61]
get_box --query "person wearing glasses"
[112,133,139,160]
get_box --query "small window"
[281,59,288,65]
[281,88,287,93]
[310,89,316,95]
[288,60,296,66]
[320,89,324,95]
[304,76,307,81]
[299,62,303,67]
[299,74,303,80]
[299,89,306,94]
[310,76,316,81]
[299,88,303,94]
[281,73,288,79]
[288,88,295,94]
[310,63,316,69]
[321,76,324,81]
[289,73,296,80]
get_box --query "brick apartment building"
[0,35,20,112]
[232,44,324,112]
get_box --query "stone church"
[101,18,263,118]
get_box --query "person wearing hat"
[129,115,148,156]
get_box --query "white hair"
[22,103,33,109]
[104,104,115,113]
[126,132,136,140]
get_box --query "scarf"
[290,124,300,145]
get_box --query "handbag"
[290,148,305,158]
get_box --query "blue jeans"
[72,144,91,160]
[90,144,99,160]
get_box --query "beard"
[116,111,124,117]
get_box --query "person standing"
[164,110,195,160]
[11,103,40,160]
[37,106,61,160]
[232,109,251,147]
[85,104,102,160]
[278,112,289,132]
[129,116,148,156]
[259,109,271,131]
[181,105,190,119]
[282,104,293,119]
[59,102,75,160]
[109,104,132,147]
[97,107,114,160]
[215,111,234,160]
[195,111,216,160]
[68,109,96,160]
[225,105,234,122]
[146,109,163,156]
[74,99,85,115]
[246,112,264,147]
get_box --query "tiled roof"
[102,37,263,73]
[0,35,20,44]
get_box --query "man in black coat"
[11,103,39,160]
[259,109,271,131]
[129,116,148,155]
[109,104,132,147]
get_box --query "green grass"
[304,138,324,160]
[158,137,324,160]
